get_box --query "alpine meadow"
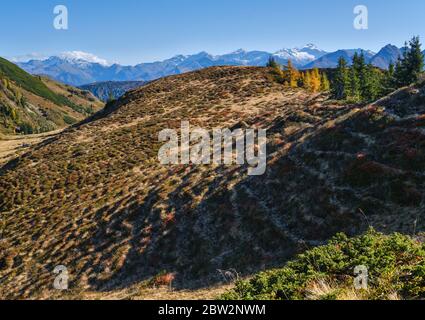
[0,0,424,307]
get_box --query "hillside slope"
[0,66,424,299]
[0,57,103,134]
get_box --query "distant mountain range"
[14,44,425,86]
[304,49,376,69]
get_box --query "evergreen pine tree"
[356,52,369,101]
[348,66,360,101]
[394,36,424,87]
[267,56,284,83]
[267,56,279,69]
[404,36,424,84]
[383,62,396,94]
[360,64,383,102]
[332,57,349,100]
[352,52,365,75]
[394,58,405,87]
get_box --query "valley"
[0,130,61,166]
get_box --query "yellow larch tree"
[320,72,330,92]
[303,70,312,91]
[310,68,321,92]
[284,60,300,88]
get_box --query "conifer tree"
[388,62,395,78]
[320,72,330,92]
[267,56,279,69]
[310,68,321,92]
[393,58,405,87]
[383,62,396,94]
[348,64,360,101]
[267,56,284,83]
[303,71,312,91]
[332,57,349,99]
[284,60,300,88]
[362,65,383,102]
[404,36,424,84]
[394,36,424,87]
[352,52,366,76]
[354,52,370,101]
[107,91,115,103]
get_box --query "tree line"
[267,36,424,103]
[332,36,424,103]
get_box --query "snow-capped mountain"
[16,46,327,86]
[57,51,112,67]
[15,44,418,86]
[274,44,328,66]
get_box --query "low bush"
[221,229,425,300]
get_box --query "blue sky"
[1,0,425,65]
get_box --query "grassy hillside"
[0,57,68,106]
[0,57,104,134]
[0,66,424,299]
[222,229,425,300]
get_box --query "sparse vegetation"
[0,66,424,300]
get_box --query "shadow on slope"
[88,96,425,292]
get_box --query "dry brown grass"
[0,130,62,165]
[1,66,424,300]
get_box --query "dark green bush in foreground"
[222,229,425,300]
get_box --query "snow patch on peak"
[301,43,320,50]
[274,48,315,62]
[58,51,111,66]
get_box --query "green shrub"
[221,229,425,300]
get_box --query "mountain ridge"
[16,45,327,86]
[17,44,423,87]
